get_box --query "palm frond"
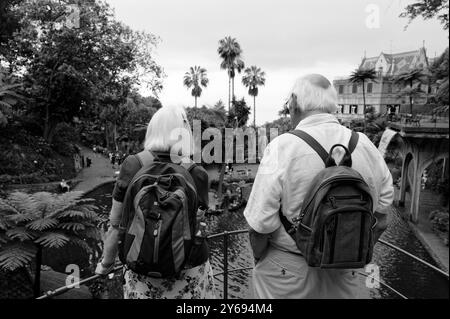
[5,192,40,216]
[6,227,38,241]
[7,213,36,224]
[349,68,378,84]
[57,209,96,219]
[0,212,15,230]
[242,65,266,97]
[0,245,36,271]
[34,232,70,249]
[57,222,86,232]
[26,218,59,231]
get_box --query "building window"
[338,105,344,113]
[367,82,373,93]
[350,105,357,114]
[352,85,358,93]
[344,105,350,114]
[387,84,393,93]
[339,85,344,94]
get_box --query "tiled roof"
[360,48,429,76]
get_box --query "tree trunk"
[232,76,235,103]
[253,95,256,128]
[217,163,226,201]
[228,75,231,113]
[409,96,413,115]
[33,245,42,298]
[410,81,414,114]
[362,81,367,133]
[195,96,197,108]
[43,119,58,144]
[113,123,118,151]
[43,104,50,140]
[105,124,110,150]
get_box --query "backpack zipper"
[299,176,368,221]
[153,220,161,264]
[130,173,198,204]
[329,195,364,208]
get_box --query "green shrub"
[429,209,449,246]
[51,123,79,156]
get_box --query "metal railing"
[37,230,449,300]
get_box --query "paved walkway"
[39,146,118,299]
[73,146,117,194]
[396,188,449,272]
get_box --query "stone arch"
[415,154,449,224]
[399,152,414,207]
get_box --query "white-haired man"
[244,74,394,298]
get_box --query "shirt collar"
[295,113,339,129]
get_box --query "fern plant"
[0,191,103,296]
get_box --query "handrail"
[36,266,124,300]
[354,271,408,299]
[37,229,448,299]
[378,239,449,279]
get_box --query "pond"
[83,181,448,299]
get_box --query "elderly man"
[244,74,394,299]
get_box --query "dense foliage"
[0,0,164,183]
[0,191,102,271]
[400,0,449,30]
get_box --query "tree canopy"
[400,0,449,30]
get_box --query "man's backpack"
[118,151,199,278]
[280,130,376,269]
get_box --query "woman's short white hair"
[288,74,338,113]
[144,105,192,157]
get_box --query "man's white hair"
[144,105,192,157]
[289,74,338,113]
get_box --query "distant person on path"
[95,105,215,299]
[59,179,70,193]
[244,74,394,299]
[111,153,116,169]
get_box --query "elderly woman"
[95,105,215,299]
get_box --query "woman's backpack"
[118,151,199,278]
[280,130,376,269]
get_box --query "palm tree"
[242,66,266,128]
[396,86,425,114]
[394,68,426,114]
[349,68,377,133]
[183,66,209,107]
[0,191,103,297]
[217,36,245,112]
[0,71,24,127]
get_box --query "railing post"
[223,231,228,300]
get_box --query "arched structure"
[390,123,449,223]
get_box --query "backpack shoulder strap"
[348,131,359,154]
[278,210,303,256]
[136,150,155,168]
[288,130,328,165]
[180,161,196,173]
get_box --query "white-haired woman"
[95,105,215,299]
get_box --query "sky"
[105,0,448,125]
